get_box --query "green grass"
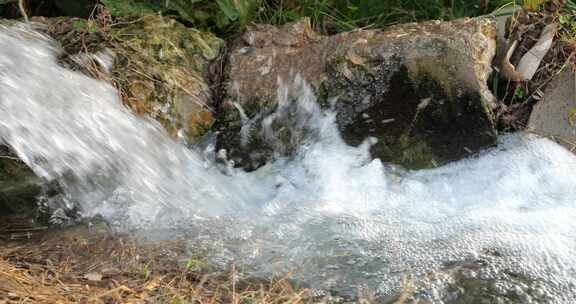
[0,0,557,35]
[94,0,524,34]
[100,0,263,34]
[101,0,526,35]
[257,0,521,33]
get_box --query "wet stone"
[0,146,40,216]
[220,17,498,170]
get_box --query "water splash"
[0,23,263,226]
[2,24,576,302]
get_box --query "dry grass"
[0,217,312,304]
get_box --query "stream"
[1,23,576,302]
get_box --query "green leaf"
[216,0,239,21]
[87,21,98,33]
[100,0,160,16]
[559,15,572,25]
[192,10,211,22]
[215,12,232,28]
[514,87,526,100]
[164,0,198,23]
[234,0,262,27]
[72,19,87,29]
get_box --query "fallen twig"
[18,0,28,23]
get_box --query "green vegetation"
[257,0,521,32]
[559,2,576,47]
[101,0,261,31]
[1,0,549,35]
[101,0,521,33]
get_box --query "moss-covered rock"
[0,15,224,215]
[220,17,498,170]
[108,15,224,141]
[35,15,224,143]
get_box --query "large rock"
[528,69,576,151]
[219,17,498,170]
[0,146,41,215]
[36,15,224,143]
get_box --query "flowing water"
[2,24,576,302]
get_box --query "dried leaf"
[340,64,354,80]
[347,49,365,66]
[523,0,547,11]
[500,40,525,82]
[84,272,103,282]
[144,276,163,291]
[516,24,557,81]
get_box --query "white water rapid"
[1,24,576,302]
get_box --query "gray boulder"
[528,69,576,151]
[219,17,498,170]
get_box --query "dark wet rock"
[0,146,40,215]
[220,17,498,170]
[528,68,576,151]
